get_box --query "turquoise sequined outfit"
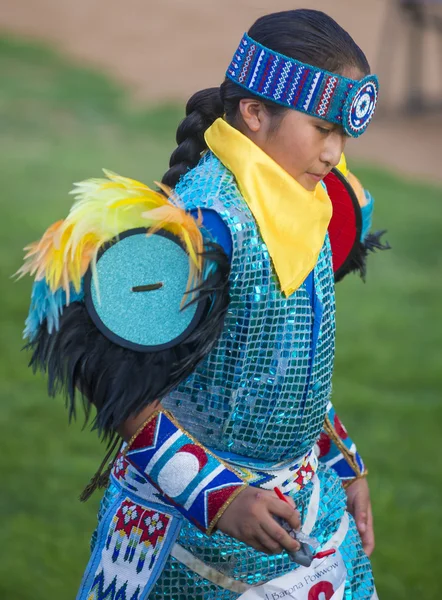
[94,153,375,598]
[163,152,334,461]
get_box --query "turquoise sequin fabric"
[162,152,335,462]
[91,153,375,598]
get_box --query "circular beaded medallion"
[343,75,379,137]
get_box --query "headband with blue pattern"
[226,33,379,138]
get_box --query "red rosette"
[324,168,362,279]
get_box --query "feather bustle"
[27,243,230,441]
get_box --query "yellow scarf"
[204,118,332,297]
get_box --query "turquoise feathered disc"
[84,228,202,352]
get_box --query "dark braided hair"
[162,9,371,189]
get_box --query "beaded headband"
[226,33,379,138]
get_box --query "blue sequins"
[162,153,336,462]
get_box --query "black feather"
[334,230,391,283]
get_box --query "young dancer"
[20,9,384,599]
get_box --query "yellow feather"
[109,194,166,210]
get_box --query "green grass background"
[1,36,441,599]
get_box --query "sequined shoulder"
[174,152,244,214]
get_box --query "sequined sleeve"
[316,402,367,487]
[124,409,248,535]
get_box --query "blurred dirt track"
[1,0,441,181]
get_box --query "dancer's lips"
[306,172,327,183]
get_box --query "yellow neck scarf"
[204,118,332,297]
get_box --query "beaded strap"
[316,402,367,486]
[226,33,379,138]
[124,410,247,535]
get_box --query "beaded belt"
[223,448,318,495]
[110,446,318,500]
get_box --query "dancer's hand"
[217,486,301,555]
[346,477,375,556]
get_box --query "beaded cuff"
[226,33,379,138]
[316,403,367,486]
[124,410,247,535]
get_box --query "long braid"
[161,88,223,188]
